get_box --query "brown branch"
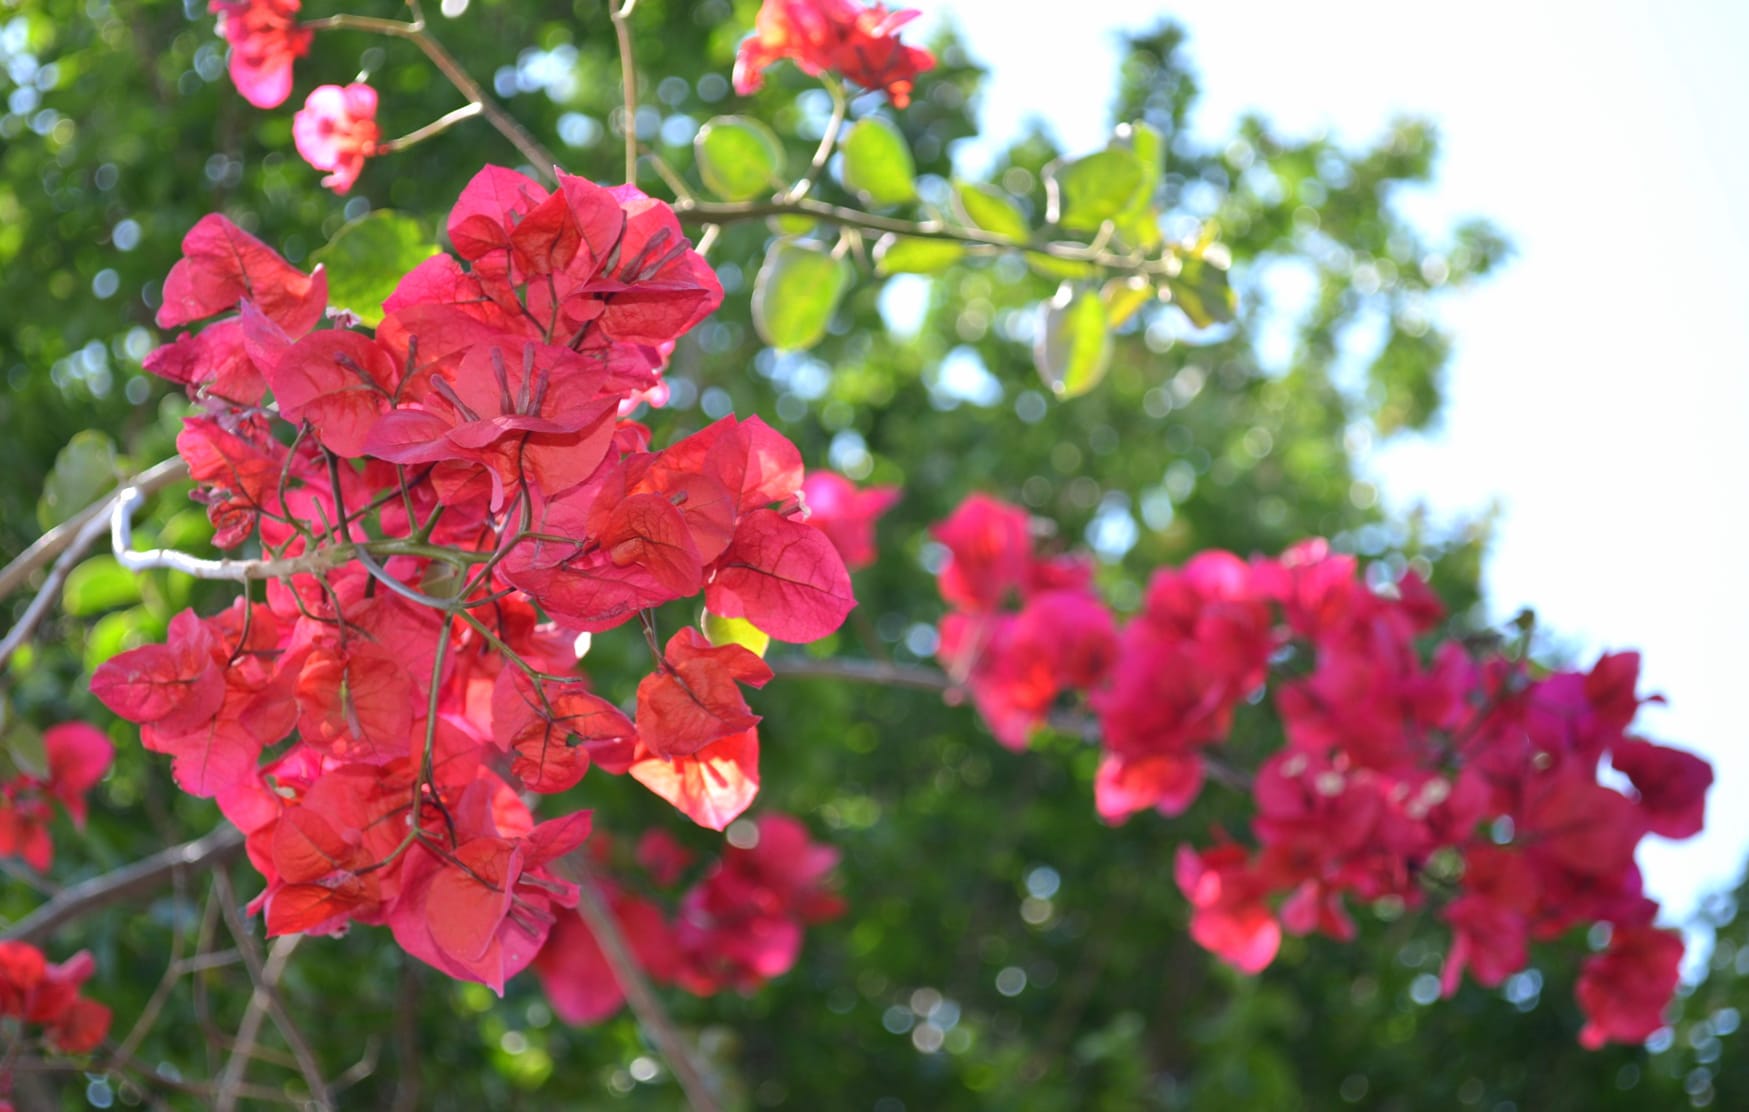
[768,656,1254,789]
[303,13,559,181]
[213,875,330,1111]
[556,853,722,1112]
[671,197,1171,276]
[0,456,187,603]
[1,826,244,944]
[611,0,640,185]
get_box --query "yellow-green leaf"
[1034,284,1112,399]
[36,430,116,531]
[695,115,785,201]
[839,117,918,207]
[62,555,142,616]
[1046,148,1148,233]
[874,234,966,275]
[1101,276,1154,329]
[953,181,1029,242]
[702,611,771,658]
[1165,251,1237,328]
[311,211,441,327]
[752,239,852,350]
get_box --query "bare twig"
[786,75,847,202]
[768,656,1254,789]
[376,101,484,154]
[769,655,956,692]
[111,486,347,581]
[213,876,330,1111]
[1,826,244,944]
[303,13,559,180]
[0,456,187,603]
[0,505,117,671]
[557,853,722,1112]
[390,959,421,1112]
[672,196,1174,277]
[611,0,641,185]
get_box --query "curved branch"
[769,655,1253,789]
[303,13,559,181]
[0,456,187,603]
[672,197,1169,275]
[557,853,722,1112]
[1,826,245,944]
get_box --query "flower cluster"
[0,943,111,1055]
[536,814,844,1023]
[293,83,380,194]
[209,0,311,110]
[932,495,1116,750]
[100,169,856,993]
[800,470,899,570]
[0,724,113,872]
[930,495,1710,1048]
[733,0,937,107]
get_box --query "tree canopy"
[0,2,1738,1108]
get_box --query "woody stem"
[304,13,559,181]
[560,853,722,1112]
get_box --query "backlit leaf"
[695,115,785,201]
[839,117,918,207]
[311,211,442,327]
[752,239,852,350]
[1034,283,1112,399]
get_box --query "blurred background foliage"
[0,0,1739,1108]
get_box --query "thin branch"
[611,0,640,185]
[304,13,559,180]
[672,196,1172,276]
[111,487,347,581]
[213,876,330,1112]
[1,826,244,944]
[375,101,484,154]
[786,76,847,202]
[768,656,1254,789]
[557,853,722,1112]
[768,655,954,692]
[0,456,187,603]
[0,503,119,670]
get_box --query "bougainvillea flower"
[1610,737,1713,840]
[733,0,936,107]
[1576,926,1683,1048]
[210,0,312,109]
[800,470,899,570]
[294,83,381,193]
[1175,845,1281,974]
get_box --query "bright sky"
[919,0,1749,925]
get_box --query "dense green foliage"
[0,2,1740,1107]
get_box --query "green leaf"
[311,211,442,327]
[1034,284,1112,399]
[1112,121,1165,249]
[769,214,819,237]
[84,607,161,673]
[953,182,1029,242]
[1,719,48,783]
[62,555,142,616]
[695,115,785,201]
[752,239,853,350]
[36,430,117,531]
[1045,148,1147,233]
[702,611,771,658]
[839,117,918,207]
[1101,276,1154,328]
[1165,250,1236,328]
[873,235,966,275]
[1023,251,1101,281]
